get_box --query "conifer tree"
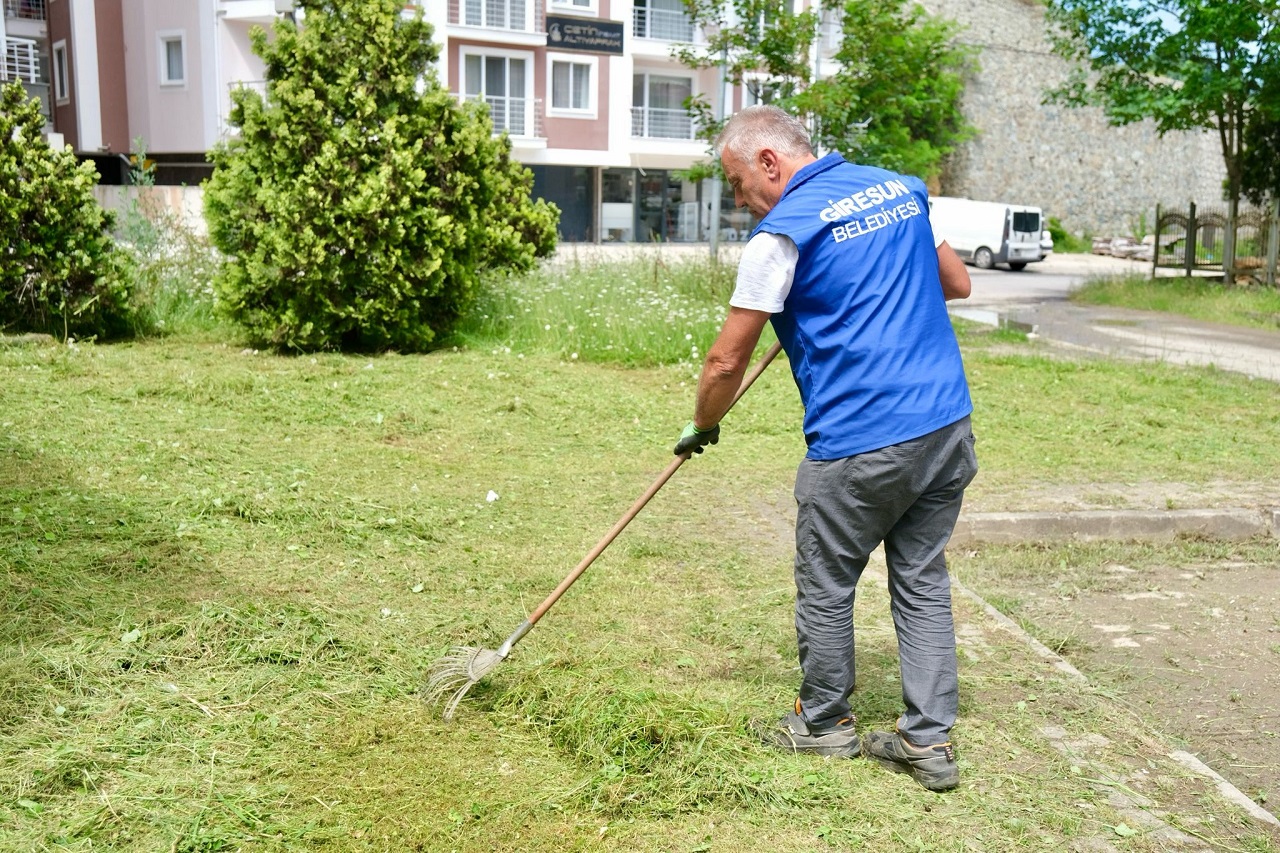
[0,82,131,339]
[204,0,558,352]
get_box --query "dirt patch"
[1001,557,1280,818]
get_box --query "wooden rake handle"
[524,340,784,629]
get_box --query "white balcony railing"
[462,0,531,31]
[632,7,693,42]
[2,37,38,84]
[458,93,544,139]
[3,0,45,22]
[631,106,694,140]
[229,79,268,99]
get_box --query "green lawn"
[3,323,1278,850]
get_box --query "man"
[673,105,977,792]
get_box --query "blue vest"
[754,153,972,459]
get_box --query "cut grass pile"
[3,257,1279,850]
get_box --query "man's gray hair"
[715,105,813,161]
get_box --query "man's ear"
[758,148,780,178]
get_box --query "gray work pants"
[792,416,977,744]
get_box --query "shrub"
[1048,217,1092,254]
[0,82,132,340]
[203,0,559,353]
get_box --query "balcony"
[3,0,45,22]
[2,36,38,84]
[458,94,545,140]
[631,106,694,140]
[459,0,532,32]
[632,6,693,42]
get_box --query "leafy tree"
[204,0,558,353]
[796,0,975,179]
[676,0,974,181]
[1045,0,1280,219]
[1241,110,1280,206]
[1240,61,1280,206]
[677,0,819,122]
[0,81,132,339]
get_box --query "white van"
[928,196,1046,271]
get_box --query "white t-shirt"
[729,223,946,314]
[728,232,799,313]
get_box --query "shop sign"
[545,15,624,55]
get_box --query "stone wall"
[922,0,1225,238]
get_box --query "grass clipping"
[486,662,845,816]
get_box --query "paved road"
[950,253,1280,383]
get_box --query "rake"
[424,340,783,720]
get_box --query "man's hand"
[674,422,720,456]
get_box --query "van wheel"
[974,247,995,269]
[1008,262,1027,271]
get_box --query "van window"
[1012,211,1040,233]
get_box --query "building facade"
[423,0,757,244]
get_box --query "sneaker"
[864,728,959,791]
[761,698,861,757]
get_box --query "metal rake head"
[422,645,506,721]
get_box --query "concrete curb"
[951,507,1277,547]
[1169,751,1280,828]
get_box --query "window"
[631,73,692,139]
[549,55,594,116]
[51,40,69,103]
[462,50,532,135]
[819,6,843,53]
[633,0,692,41]
[743,76,787,107]
[1012,211,1041,234]
[463,0,531,31]
[550,0,595,11]
[158,31,186,86]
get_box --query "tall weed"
[114,139,223,338]
[453,253,743,366]
[117,205,223,337]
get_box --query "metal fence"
[1153,201,1280,286]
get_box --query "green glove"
[674,421,720,456]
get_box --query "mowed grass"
[3,256,1280,851]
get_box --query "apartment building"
[28,0,283,183]
[21,1,824,243]
[422,0,748,243]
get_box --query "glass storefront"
[533,166,753,244]
[530,165,594,242]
